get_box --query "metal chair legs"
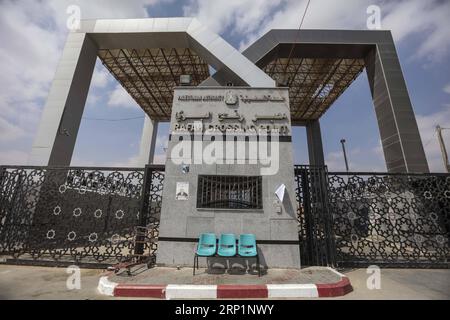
[193,255,200,276]
[195,254,262,277]
[193,254,196,276]
[256,254,261,277]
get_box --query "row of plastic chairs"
[194,233,260,276]
[196,233,258,257]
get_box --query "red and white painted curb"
[98,267,352,299]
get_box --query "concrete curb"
[97,272,353,299]
[97,276,118,296]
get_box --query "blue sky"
[0,0,449,171]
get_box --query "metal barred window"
[197,175,263,210]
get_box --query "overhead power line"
[284,0,311,73]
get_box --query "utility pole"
[340,139,349,172]
[436,125,450,173]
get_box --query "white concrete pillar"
[28,32,98,166]
[138,115,158,165]
[365,43,429,172]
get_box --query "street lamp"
[340,139,349,172]
[436,125,450,173]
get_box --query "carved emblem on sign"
[225,91,238,105]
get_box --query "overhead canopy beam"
[90,18,276,121]
[81,18,275,88]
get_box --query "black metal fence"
[329,172,449,268]
[1,163,449,269]
[0,165,164,268]
[295,165,450,268]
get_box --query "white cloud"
[70,156,97,167]
[156,134,169,151]
[381,0,450,62]
[185,0,450,61]
[256,1,366,32]
[107,85,140,109]
[153,134,168,164]
[45,0,155,29]
[104,154,143,168]
[107,134,168,167]
[184,0,283,37]
[444,84,450,94]
[0,149,29,165]
[0,1,61,128]
[71,152,142,167]
[0,117,25,142]
[0,0,154,164]
[91,62,111,88]
[325,144,385,172]
[118,151,167,167]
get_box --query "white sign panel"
[275,184,286,202]
[175,182,189,201]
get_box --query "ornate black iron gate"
[294,165,336,267]
[0,165,164,268]
[295,165,450,268]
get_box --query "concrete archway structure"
[202,29,429,173]
[28,18,275,167]
[29,19,428,173]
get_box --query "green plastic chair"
[217,234,237,257]
[193,233,217,275]
[196,233,217,256]
[238,234,261,277]
[238,234,257,257]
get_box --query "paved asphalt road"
[0,265,448,299]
